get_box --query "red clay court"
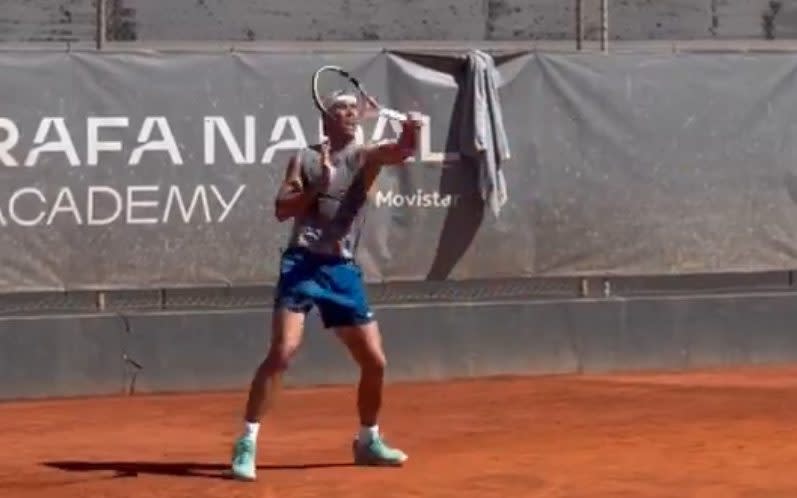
[2,365,797,498]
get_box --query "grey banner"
[363,52,797,281]
[2,50,797,291]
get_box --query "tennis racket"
[311,65,408,122]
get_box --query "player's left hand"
[392,112,422,161]
[403,111,423,132]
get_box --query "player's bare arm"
[274,147,331,222]
[359,115,422,184]
[274,156,312,222]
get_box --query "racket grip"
[379,107,408,122]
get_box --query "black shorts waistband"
[282,246,354,265]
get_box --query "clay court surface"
[3,367,797,498]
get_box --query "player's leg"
[231,308,306,481]
[231,248,312,481]
[336,321,406,466]
[316,260,407,466]
[336,321,385,429]
[245,308,306,425]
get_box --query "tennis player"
[230,92,422,481]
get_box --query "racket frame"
[311,65,408,122]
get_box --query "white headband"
[324,92,358,108]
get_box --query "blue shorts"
[273,247,374,329]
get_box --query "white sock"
[243,421,260,441]
[358,424,379,444]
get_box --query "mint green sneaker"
[352,433,408,466]
[230,436,257,481]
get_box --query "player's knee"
[264,345,299,372]
[360,351,386,376]
[267,355,290,372]
[263,354,290,373]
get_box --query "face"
[325,100,360,138]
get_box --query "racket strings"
[312,67,385,122]
[314,71,362,112]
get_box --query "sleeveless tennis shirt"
[286,142,370,260]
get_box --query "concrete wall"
[4,290,797,400]
[2,0,797,44]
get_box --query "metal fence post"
[600,0,609,52]
[575,0,584,50]
[96,0,107,50]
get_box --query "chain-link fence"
[1,1,795,48]
[1,273,795,316]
